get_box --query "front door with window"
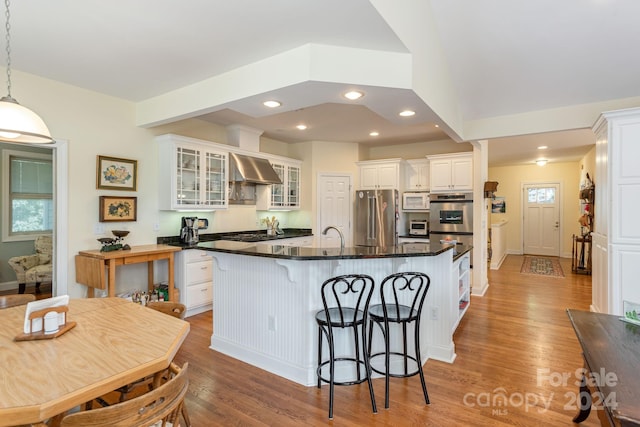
[523,183,560,256]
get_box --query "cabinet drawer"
[186,260,213,284]
[182,249,212,262]
[187,282,212,307]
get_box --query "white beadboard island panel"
[208,244,460,386]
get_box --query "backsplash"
[158,206,312,238]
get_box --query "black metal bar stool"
[315,274,377,419]
[368,271,431,409]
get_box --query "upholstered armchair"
[7,235,53,294]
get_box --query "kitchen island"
[197,239,471,386]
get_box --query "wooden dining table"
[0,297,190,427]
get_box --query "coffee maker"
[180,216,199,245]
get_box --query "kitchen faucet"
[322,226,344,250]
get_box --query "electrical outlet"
[93,223,105,235]
[430,306,439,320]
[268,315,276,332]
[153,222,160,231]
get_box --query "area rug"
[520,256,565,278]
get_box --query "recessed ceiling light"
[434,124,439,128]
[369,131,379,137]
[537,145,548,150]
[296,124,307,130]
[343,90,364,101]
[399,110,415,117]
[536,159,548,166]
[263,100,281,108]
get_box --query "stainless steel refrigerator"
[354,189,399,247]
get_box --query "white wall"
[488,161,582,257]
[287,140,360,233]
[5,68,315,297]
[364,139,472,160]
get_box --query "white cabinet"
[256,235,315,248]
[591,108,640,315]
[427,153,473,193]
[279,236,314,247]
[398,237,430,244]
[452,251,471,332]
[591,233,608,313]
[489,220,508,270]
[357,159,403,189]
[175,249,213,318]
[156,134,228,210]
[256,158,302,210]
[405,159,430,190]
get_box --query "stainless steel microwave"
[409,220,429,235]
[403,192,430,210]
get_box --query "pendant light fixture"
[0,0,53,144]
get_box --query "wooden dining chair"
[61,362,189,427]
[115,302,186,401]
[0,293,36,309]
[114,302,191,426]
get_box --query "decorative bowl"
[112,230,130,238]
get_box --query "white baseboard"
[490,252,507,270]
[211,334,314,386]
[427,343,456,364]
[0,281,18,292]
[472,280,489,296]
[185,305,212,318]
[211,333,452,387]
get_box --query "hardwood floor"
[2,258,597,425]
[0,283,52,298]
[173,255,601,426]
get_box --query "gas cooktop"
[218,233,284,242]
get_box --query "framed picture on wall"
[491,197,506,213]
[99,196,137,222]
[97,155,137,191]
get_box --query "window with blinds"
[2,149,53,239]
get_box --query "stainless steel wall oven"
[429,193,473,265]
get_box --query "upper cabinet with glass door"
[256,158,301,210]
[156,134,228,210]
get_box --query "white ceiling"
[9,0,639,165]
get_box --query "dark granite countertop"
[158,229,471,261]
[157,228,313,248]
[195,240,471,261]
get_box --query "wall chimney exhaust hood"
[229,152,282,185]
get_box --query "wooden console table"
[567,309,640,426]
[75,244,181,301]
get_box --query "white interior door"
[523,183,560,256]
[317,174,352,248]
